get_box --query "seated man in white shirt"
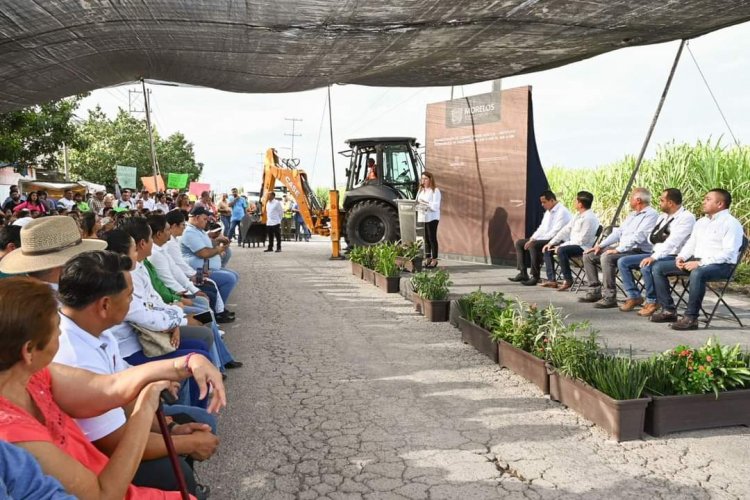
[651,188,745,330]
[541,191,599,290]
[616,188,695,315]
[509,190,571,286]
[54,251,220,497]
[580,187,659,308]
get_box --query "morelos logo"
[446,92,501,128]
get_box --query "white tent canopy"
[1,1,750,111]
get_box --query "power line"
[311,92,329,179]
[284,117,303,160]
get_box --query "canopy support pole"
[609,39,686,227]
[327,85,337,191]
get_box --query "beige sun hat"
[0,216,107,274]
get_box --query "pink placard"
[188,182,211,197]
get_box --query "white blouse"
[417,188,441,223]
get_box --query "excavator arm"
[260,148,331,237]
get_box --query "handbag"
[129,322,176,357]
[649,217,673,245]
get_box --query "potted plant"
[411,269,452,322]
[361,245,377,284]
[491,302,584,395]
[456,289,508,362]
[395,241,424,273]
[373,242,400,293]
[643,339,750,436]
[348,246,366,279]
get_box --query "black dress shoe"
[650,310,678,323]
[264,249,273,252]
[224,361,244,369]
[275,248,282,252]
[222,309,236,318]
[508,273,529,283]
[578,291,602,303]
[669,316,699,330]
[521,277,539,286]
[216,312,236,324]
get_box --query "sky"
[78,21,750,195]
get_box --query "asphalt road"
[200,239,750,499]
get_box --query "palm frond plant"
[576,352,650,400]
[374,242,400,277]
[348,246,367,265]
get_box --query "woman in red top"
[0,277,226,499]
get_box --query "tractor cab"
[339,137,424,246]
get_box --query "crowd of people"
[0,184,254,498]
[511,187,744,331]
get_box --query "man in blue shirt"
[228,188,247,242]
[182,206,240,316]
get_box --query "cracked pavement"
[201,240,750,499]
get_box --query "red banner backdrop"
[425,86,547,264]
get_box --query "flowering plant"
[645,339,750,397]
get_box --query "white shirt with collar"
[57,197,76,210]
[166,236,196,278]
[549,209,600,250]
[150,243,200,295]
[678,209,744,266]
[531,202,572,241]
[266,199,284,226]
[599,206,659,253]
[109,261,186,358]
[141,198,156,211]
[54,313,129,441]
[650,206,696,260]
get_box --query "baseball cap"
[189,206,212,217]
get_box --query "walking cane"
[157,390,191,500]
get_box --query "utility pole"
[284,117,302,160]
[140,78,160,193]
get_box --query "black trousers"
[133,456,197,496]
[266,224,281,250]
[424,220,439,259]
[514,238,549,279]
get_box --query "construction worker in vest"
[281,194,294,240]
[365,158,378,181]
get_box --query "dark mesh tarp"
[1,1,750,111]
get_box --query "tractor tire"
[345,200,400,247]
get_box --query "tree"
[68,107,203,189]
[0,95,86,168]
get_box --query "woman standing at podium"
[416,172,442,268]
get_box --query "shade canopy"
[1,1,749,111]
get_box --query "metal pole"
[141,78,160,193]
[327,85,337,190]
[62,142,70,181]
[609,39,686,227]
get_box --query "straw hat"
[0,216,107,274]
